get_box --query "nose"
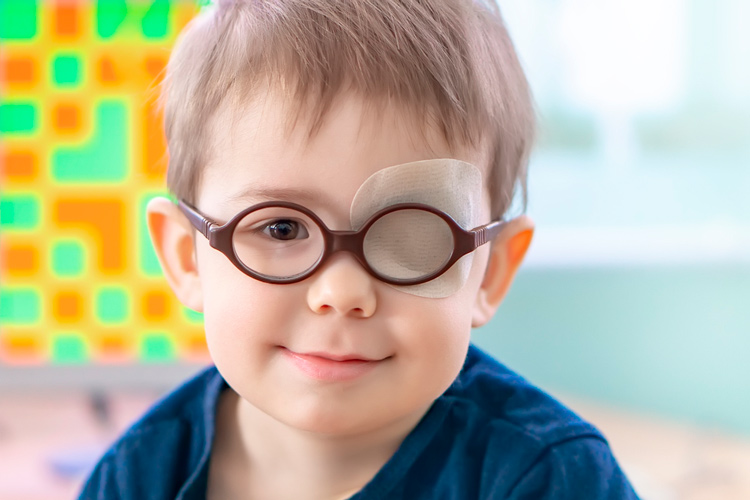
[306,253,377,318]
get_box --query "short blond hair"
[162,0,535,218]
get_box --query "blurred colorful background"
[1,0,748,498]
[0,0,206,368]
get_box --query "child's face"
[191,92,494,436]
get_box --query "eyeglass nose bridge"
[319,229,371,273]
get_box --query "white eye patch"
[350,158,483,298]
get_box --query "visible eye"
[263,219,309,241]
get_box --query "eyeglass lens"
[363,209,454,280]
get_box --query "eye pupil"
[269,221,298,240]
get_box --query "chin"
[276,403,387,437]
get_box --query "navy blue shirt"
[79,345,639,499]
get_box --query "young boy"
[80,1,639,498]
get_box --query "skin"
[147,91,534,500]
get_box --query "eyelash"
[254,219,309,240]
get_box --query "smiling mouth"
[281,347,387,382]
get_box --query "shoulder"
[77,366,226,500]
[504,436,640,499]
[446,344,600,444]
[431,344,639,499]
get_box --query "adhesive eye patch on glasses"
[350,158,483,298]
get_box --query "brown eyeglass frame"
[177,200,507,286]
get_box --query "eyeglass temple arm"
[472,220,507,248]
[177,200,213,239]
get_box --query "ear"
[472,215,534,327]
[146,196,204,312]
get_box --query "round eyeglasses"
[178,200,506,285]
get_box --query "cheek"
[468,244,491,283]
[388,293,474,370]
[195,245,299,346]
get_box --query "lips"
[281,347,384,382]
[296,351,379,362]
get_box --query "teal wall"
[473,265,750,436]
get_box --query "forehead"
[197,90,489,217]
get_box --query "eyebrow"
[227,185,335,209]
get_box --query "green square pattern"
[0,103,37,133]
[95,287,129,323]
[52,241,86,277]
[142,0,170,39]
[140,333,175,361]
[0,0,37,40]
[52,333,89,364]
[52,101,128,182]
[97,0,127,38]
[0,195,40,230]
[0,288,41,324]
[53,55,82,86]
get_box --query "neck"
[215,390,428,500]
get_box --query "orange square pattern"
[2,334,42,361]
[53,103,81,132]
[97,333,133,360]
[2,245,39,276]
[55,2,81,38]
[1,151,38,181]
[54,292,83,322]
[2,57,37,85]
[143,289,170,320]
